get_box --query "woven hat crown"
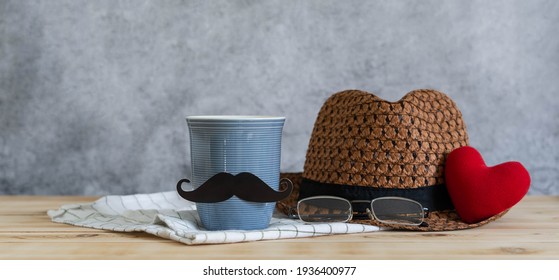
[303,89,469,189]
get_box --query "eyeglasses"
[289,196,429,227]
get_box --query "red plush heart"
[445,146,530,224]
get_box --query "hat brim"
[277,172,507,231]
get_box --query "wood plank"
[0,232,170,243]
[0,196,98,213]
[1,228,558,243]
[0,195,558,259]
[1,241,558,260]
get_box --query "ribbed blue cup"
[186,116,285,230]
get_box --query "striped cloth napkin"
[47,191,380,245]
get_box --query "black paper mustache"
[176,172,293,203]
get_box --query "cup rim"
[186,115,285,121]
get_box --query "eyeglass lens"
[297,197,352,223]
[370,197,424,225]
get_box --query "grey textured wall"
[1,0,558,195]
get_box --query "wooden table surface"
[0,195,558,259]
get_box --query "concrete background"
[1,0,558,195]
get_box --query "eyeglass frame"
[288,195,430,227]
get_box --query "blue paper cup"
[185,116,285,230]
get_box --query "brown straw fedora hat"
[278,89,505,231]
